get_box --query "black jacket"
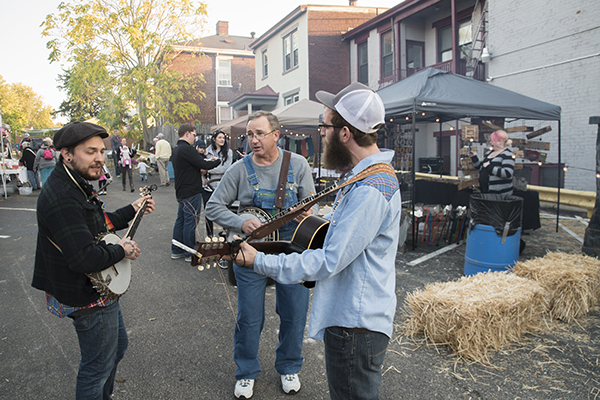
[171,139,220,201]
[32,162,135,307]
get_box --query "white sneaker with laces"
[281,374,301,394]
[234,379,254,399]
[184,255,192,263]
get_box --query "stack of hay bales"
[403,272,549,362]
[512,252,600,322]
[402,251,600,362]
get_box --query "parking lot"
[1,170,598,399]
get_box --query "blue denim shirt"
[254,149,401,340]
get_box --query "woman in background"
[471,130,515,195]
[203,130,233,236]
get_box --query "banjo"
[88,184,157,297]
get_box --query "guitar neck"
[124,200,147,239]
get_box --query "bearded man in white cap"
[229,82,401,400]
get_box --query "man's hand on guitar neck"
[224,235,257,268]
[131,195,156,214]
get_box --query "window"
[358,41,369,85]
[381,30,393,79]
[262,50,268,78]
[284,93,299,105]
[406,41,424,74]
[219,104,232,123]
[217,59,231,86]
[283,30,298,72]
[438,18,472,62]
[438,25,453,62]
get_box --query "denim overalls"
[233,150,310,380]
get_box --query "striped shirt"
[472,149,515,195]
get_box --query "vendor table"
[0,166,28,183]
[415,180,541,231]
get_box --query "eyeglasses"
[246,129,276,140]
[318,123,345,131]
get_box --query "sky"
[0,0,400,123]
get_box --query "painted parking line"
[406,243,460,267]
[0,207,36,212]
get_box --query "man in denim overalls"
[205,111,318,399]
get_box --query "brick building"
[343,0,599,189]
[233,3,388,114]
[170,21,255,126]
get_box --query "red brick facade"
[307,9,381,100]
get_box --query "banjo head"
[88,233,131,296]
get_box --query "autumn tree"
[43,0,207,148]
[0,75,55,140]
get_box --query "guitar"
[188,215,330,288]
[88,184,157,297]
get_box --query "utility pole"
[583,116,600,257]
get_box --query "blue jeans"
[27,170,40,189]
[233,264,309,379]
[171,192,203,257]
[324,327,389,400]
[72,301,128,400]
[40,166,54,186]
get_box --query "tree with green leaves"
[43,0,207,148]
[0,75,56,140]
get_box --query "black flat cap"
[53,122,109,150]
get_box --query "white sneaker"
[171,253,184,260]
[184,256,192,263]
[234,379,254,398]
[281,374,301,394]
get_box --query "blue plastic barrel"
[464,224,521,276]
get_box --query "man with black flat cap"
[32,121,155,400]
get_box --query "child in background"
[98,173,108,195]
[137,158,150,182]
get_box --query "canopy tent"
[377,68,561,122]
[376,68,563,241]
[211,98,324,139]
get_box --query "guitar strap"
[249,162,395,241]
[275,150,291,212]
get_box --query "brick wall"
[488,0,600,191]
[307,9,382,100]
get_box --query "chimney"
[349,0,357,6]
[251,31,256,39]
[216,21,229,36]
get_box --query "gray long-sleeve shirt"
[205,152,317,234]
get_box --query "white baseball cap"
[316,82,385,134]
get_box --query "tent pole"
[411,110,417,250]
[556,120,562,232]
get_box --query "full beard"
[322,130,352,171]
[72,160,103,181]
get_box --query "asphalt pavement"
[1,170,598,400]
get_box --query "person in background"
[137,158,150,182]
[205,111,316,399]
[20,142,40,190]
[32,121,155,400]
[34,137,57,187]
[118,138,135,192]
[203,130,233,236]
[226,83,401,400]
[110,129,122,178]
[20,133,31,151]
[170,124,220,263]
[471,130,515,195]
[155,133,172,187]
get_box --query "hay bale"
[403,272,549,362]
[512,252,600,322]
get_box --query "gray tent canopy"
[376,68,563,241]
[377,68,561,122]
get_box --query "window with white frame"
[283,30,298,72]
[217,58,231,86]
[358,41,369,85]
[381,30,393,79]
[262,49,268,78]
[218,103,232,123]
[284,93,299,105]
